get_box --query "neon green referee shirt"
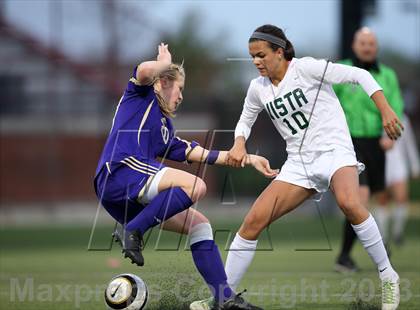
[333,59,404,138]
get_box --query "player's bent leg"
[335,183,370,273]
[162,210,262,310]
[117,168,205,267]
[126,168,205,235]
[160,208,209,235]
[331,166,400,310]
[158,168,207,202]
[162,210,233,304]
[239,181,314,240]
[225,181,313,292]
[331,166,369,224]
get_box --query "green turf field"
[1,216,419,309]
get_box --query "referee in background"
[333,27,404,273]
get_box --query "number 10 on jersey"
[283,111,309,135]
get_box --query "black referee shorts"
[352,137,385,194]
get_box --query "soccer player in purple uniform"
[94,43,275,310]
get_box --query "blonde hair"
[153,63,185,118]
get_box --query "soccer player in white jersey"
[190,24,403,310]
[382,114,420,245]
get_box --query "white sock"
[351,214,398,281]
[225,233,258,292]
[373,207,390,243]
[392,204,408,240]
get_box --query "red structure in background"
[0,16,116,204]
[1,135,105,203]
[0,134,212,203]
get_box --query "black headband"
[250,31,287,49]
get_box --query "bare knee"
[337,193,359,214]
[181,177,207,202]
[239,212,269,240]
[184,177,207,202]
[336,193,368,223]
[159,169,207,202]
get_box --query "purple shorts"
[94,157,164,224]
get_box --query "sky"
[3,0,419,62]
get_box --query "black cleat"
[334,256,359,273]
[212,290,263,310]
[112,228,144,266]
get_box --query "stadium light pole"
[0,1,4,21]
[340,0,362,59]
[340,0,376,59]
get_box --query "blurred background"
[0,1,419,309]
[0,0,419,219]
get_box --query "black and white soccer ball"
[105,273,148,310]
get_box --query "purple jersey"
[95,67,193,178]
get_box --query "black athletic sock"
[339,219,357,259]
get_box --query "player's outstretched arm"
[371,90,404,140]
[136,43,172,85]
[186,145,227,165]
[311,59,404,140]
[186,146,278,178]
[227,136,248,168]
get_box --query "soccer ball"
[104,273,148,310]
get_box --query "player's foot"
[334,256,359,273]
[190,297,214,310]
[381,278,400,310]
[213,290,263,310]
[190,291,262,310]
[112,228,144,266]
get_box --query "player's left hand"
[382,107,404,140]
[248,155,279,178]
[157,43,172,65]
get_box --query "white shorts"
[385,142,407,186]
[138,167,169,204]
[276,148,365,193]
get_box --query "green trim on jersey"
[333,59,404,138]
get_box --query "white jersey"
[235,57,382,161]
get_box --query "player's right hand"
[227,138,247,168]
[157,43,172,65]
[381,106,404,140]
[248,155,279,178]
